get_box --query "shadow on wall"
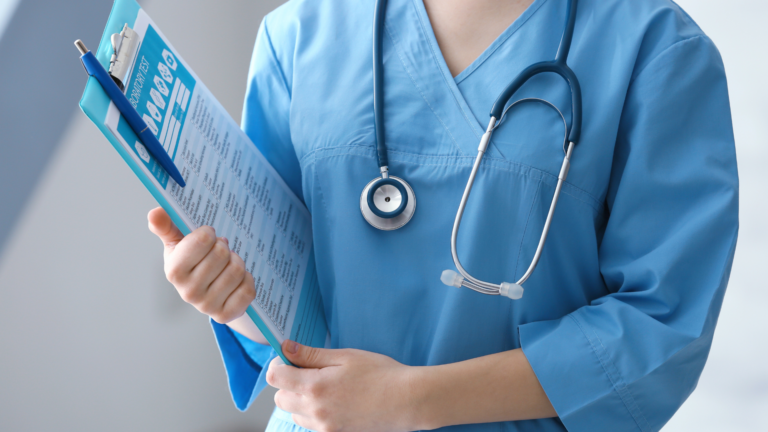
[0,0,113,251]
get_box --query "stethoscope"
[360,0,582,300]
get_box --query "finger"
[167,226,218,277]
[267,357,306,393]
[282,340,345,369]
[147,207,184,248]
[274,390,309,416]
[291,414,323,432]
[204,252,245,312]
[189,237,231,292]
[205,251,246,292]
[214,271,256,323]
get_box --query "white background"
[662,0,768,429]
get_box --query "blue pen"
[74,39,186,187]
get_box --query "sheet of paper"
[95,8,326,350]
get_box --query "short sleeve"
[211,17,300,411]
[519,36,739,431]
[241,17,302,200]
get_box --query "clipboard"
[77,0,329,365]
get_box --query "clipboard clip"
[108,24,139,92]
[74,38,187,187]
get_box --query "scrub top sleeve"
[241,18,303,200]
[211,319,276,411]
[519,36,738,432]
[210,18,299,411]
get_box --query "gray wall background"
[0,0,765,431]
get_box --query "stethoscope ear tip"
[441,270,524,300]
[441,269,464,288]
[500,282,524,300]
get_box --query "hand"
[268,341,418,432]
[147,207,256,324]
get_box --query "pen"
[74,39,186,187]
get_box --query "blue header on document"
[118,24,196,189]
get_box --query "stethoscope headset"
[360,0,583,300]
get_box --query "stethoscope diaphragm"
[360,175,416,231]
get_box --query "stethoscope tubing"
[450,100,574,295]
[372,0,388,169]
[366,0,583,299]
[445,0,581,297]
[490,0,582,144]
[490,60,582,145]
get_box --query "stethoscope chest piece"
[360,175,416,230]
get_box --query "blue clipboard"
[77,0,328,366]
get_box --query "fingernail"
[273,357,285,366]
[220,237,229,245]
[286,341,299,354]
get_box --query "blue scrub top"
[209,0,739,430]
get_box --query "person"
[147,0,739,430]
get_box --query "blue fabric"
[212,0,739,431]
[210,320,275,411]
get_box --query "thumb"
[147,207,184,249]
[282,340,342,369]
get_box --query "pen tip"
[74,39,88,55]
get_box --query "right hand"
[147,207,256,324]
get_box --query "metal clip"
[109,24,139,91]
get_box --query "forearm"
[409,348,556,430]
[225,313,269,345]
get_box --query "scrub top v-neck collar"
[384,0,549,157]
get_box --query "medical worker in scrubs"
[147,0,738,430]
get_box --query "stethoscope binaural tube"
[361,0,417,230]
[441,0,583,299]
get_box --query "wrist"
[401,365,443,431]
[225,314,269,345]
